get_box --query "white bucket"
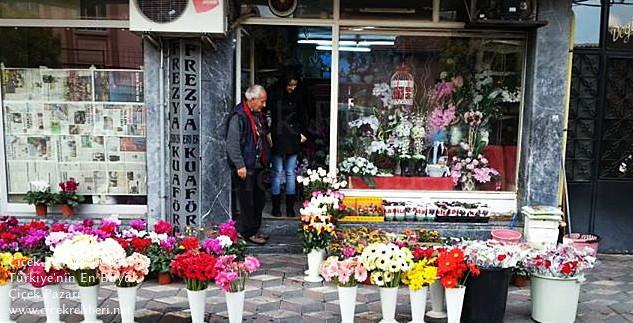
[305,248,325,283]
[378,287,398,323]
[531,274,582,323]
[225,290,245,323]
[408,286,428,323]
[41,284,62,323]
[337,286,358,323]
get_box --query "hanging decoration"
[390,64,415,106]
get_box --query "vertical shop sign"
[169,40,201,232]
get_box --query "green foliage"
[24,190,53,205]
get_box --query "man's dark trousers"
[232,168,266,238]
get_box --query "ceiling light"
[316,46,371,52]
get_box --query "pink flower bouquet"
[450,150,500,187]
[523,244,597,279]
[320,256,368,287]
[99,252,151,287]
[25,260,67,288]
[214,255,260,292]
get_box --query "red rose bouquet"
[437,247,480,288]
[170,251,218,291]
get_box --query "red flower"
[59,178,80,193]
[131,237,152,253]
[467,262,480,276]
[115,238,130,249]
[99,224,117,236]
[50,223,67,232]
[181,237,200,251]
[497,254,507,261]
[153,221,172,235]
[544,260,552,269]
[441,275,458,288]
[412,246,434,261]
[170,251,218,282]
[0,233,16,242]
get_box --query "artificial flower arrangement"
[402,246,438,291]
[202,220,246,259]
[296,167,348,200]
[298,203,336,254]
[24,181,54,215]
[214,255,260,292]
[170,249,218,291]
[450,147,499,191]
[522,244,597,279]
[460,239,526,269]
[436,247,480,288]
[320,256,368,287]
[359,242,413,287]
[0,252,29,285]
[99,252,151,288]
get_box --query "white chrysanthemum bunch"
[359,242,414,287]
[296,167,348,191]
[50,234,125,271]
[339,157,378,176]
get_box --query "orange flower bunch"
[436,247,479,288]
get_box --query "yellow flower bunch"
[0,252,29,285]
[403,258,437,291]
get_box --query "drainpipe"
[559,13,575,233]
[159,38,166,222]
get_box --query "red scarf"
[243,102,267,164]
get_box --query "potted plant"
[24,181,53,216]
[214,255,261,323]
[54,178,84,217]
[403,247,437,323]
[320,256,368,323]
[523,244,597,323]
[359,242,414,323]
[170,249,218,323]
[25,259,67,323]
[0,252,29,323]
[298,203,335,283]
[437,247,480,323]
[460,240,525,323]
[144,220,176,284]
[100,252,151,323]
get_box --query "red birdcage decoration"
[390,64,415,106]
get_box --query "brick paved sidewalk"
[7,254,633,322]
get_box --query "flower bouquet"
[0,217,20,252]
[359,242,413,323]
[339,156,378,188]
[304,190,349,219]
[100,252,151,323]
[296,167,348,200]
[170,250,218,323]
[523,244,597,323]
[298,204,335,282]
[53,178,84,217]
[0,252,29,323]
[24,181,54,216]
[450,149,499,191]
[144,221,176,284]
[15,220,50,261]
[25,259,67,323]
[215,255,260,323]
[437,247,480,323]
[403,248,437,323]
[320,256,368,323]
[203,220,246,259]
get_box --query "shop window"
[0,0,128,20]
[239,0,333,19]
[573,0,601,48]
[608,0,633,50]
[336,34,524,192]
[0,27,145,205]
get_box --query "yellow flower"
[404,260,437,291]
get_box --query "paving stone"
[325,299,368,314]
[355,311,384,323]
[153,296,189,305]
[246,284,263,298]
[248,274,284,288]
[280,296,324,314]
[303,286,338,301]
[262,285,304,299]
[244,295,281,313]
[256,309,302,323]
[609,302,633,315]
[215,310,256,321]
[141,285,180,294]
[592,280,625,287]
[284,276,323,288]
[206,296,228,313]
[302,310,342,323]
[356,287,380,303]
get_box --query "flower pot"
[378,287,398,323]
[462,175,475,191]
[426,280,447,319]
[0,282,15,323]
[531,274,582,323]
[77,285,103,323]
[445,286,466,323]
[158,272,172,285]
[60,204,75,217]
[186,289,207,323]
[337,286,358,323]
[41,284,62,323]
[116,285,138,323]
[511,274,530,287]
[35,203,48,216]
[225,290,245,323]
[462,268,512,323]
[305,248,325,283]
[408,286,428,323]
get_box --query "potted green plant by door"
[54,178,84,217]
[24,181,54,216]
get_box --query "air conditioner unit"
[130,0,226,34]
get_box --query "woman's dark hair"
[282,70,300,86]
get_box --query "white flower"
[297,176,304,183]
[217,235,233,248]
[30,181,49,192]
[318,168,327,177]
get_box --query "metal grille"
[566,53,599,182]
[134,0,188,23]
[600,57,633,178]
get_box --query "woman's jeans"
[271,153,298,195]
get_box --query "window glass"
[0,0,129,20]
[240,0,333,19]
[608,0,633,50]
[573,0,601,48]
[336,34,524,192]
[0,28,145,205]
[440,0,467,22]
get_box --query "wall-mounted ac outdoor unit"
[130,0,226,33]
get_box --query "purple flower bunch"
[450,150,500,186]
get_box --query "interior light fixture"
[316,46,371,52]
[298,40,361,46]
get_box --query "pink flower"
[244,256,260,273]
[342,248,356,258]
[215,271,239,292]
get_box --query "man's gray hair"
[245,85,266,100]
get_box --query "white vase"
[116,285,138,323]
[531,274,582,323]
[41,284,62,323]
[378,287,399,323]
[0,282,15,323]
[445,286,466,323]
[225,290,245,323]
[337,286,358,323]
[187,289,207,323]
[408,286,428,323]
[77,285,103,323]
[304,248,325,283]
[426,281,447,318]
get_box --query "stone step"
[247,274,284,288]
[325,299,369,314]
[302,311,342,323]
[247,234,303,255]
[244,295,281,313]
[283,275,324,288]
[303,286,339,302]
[262,285,304,299]
[280,296,325,314]
[255,309,302,323]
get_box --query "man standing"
[226,85,269,245]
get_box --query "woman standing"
[268,73,306,217]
